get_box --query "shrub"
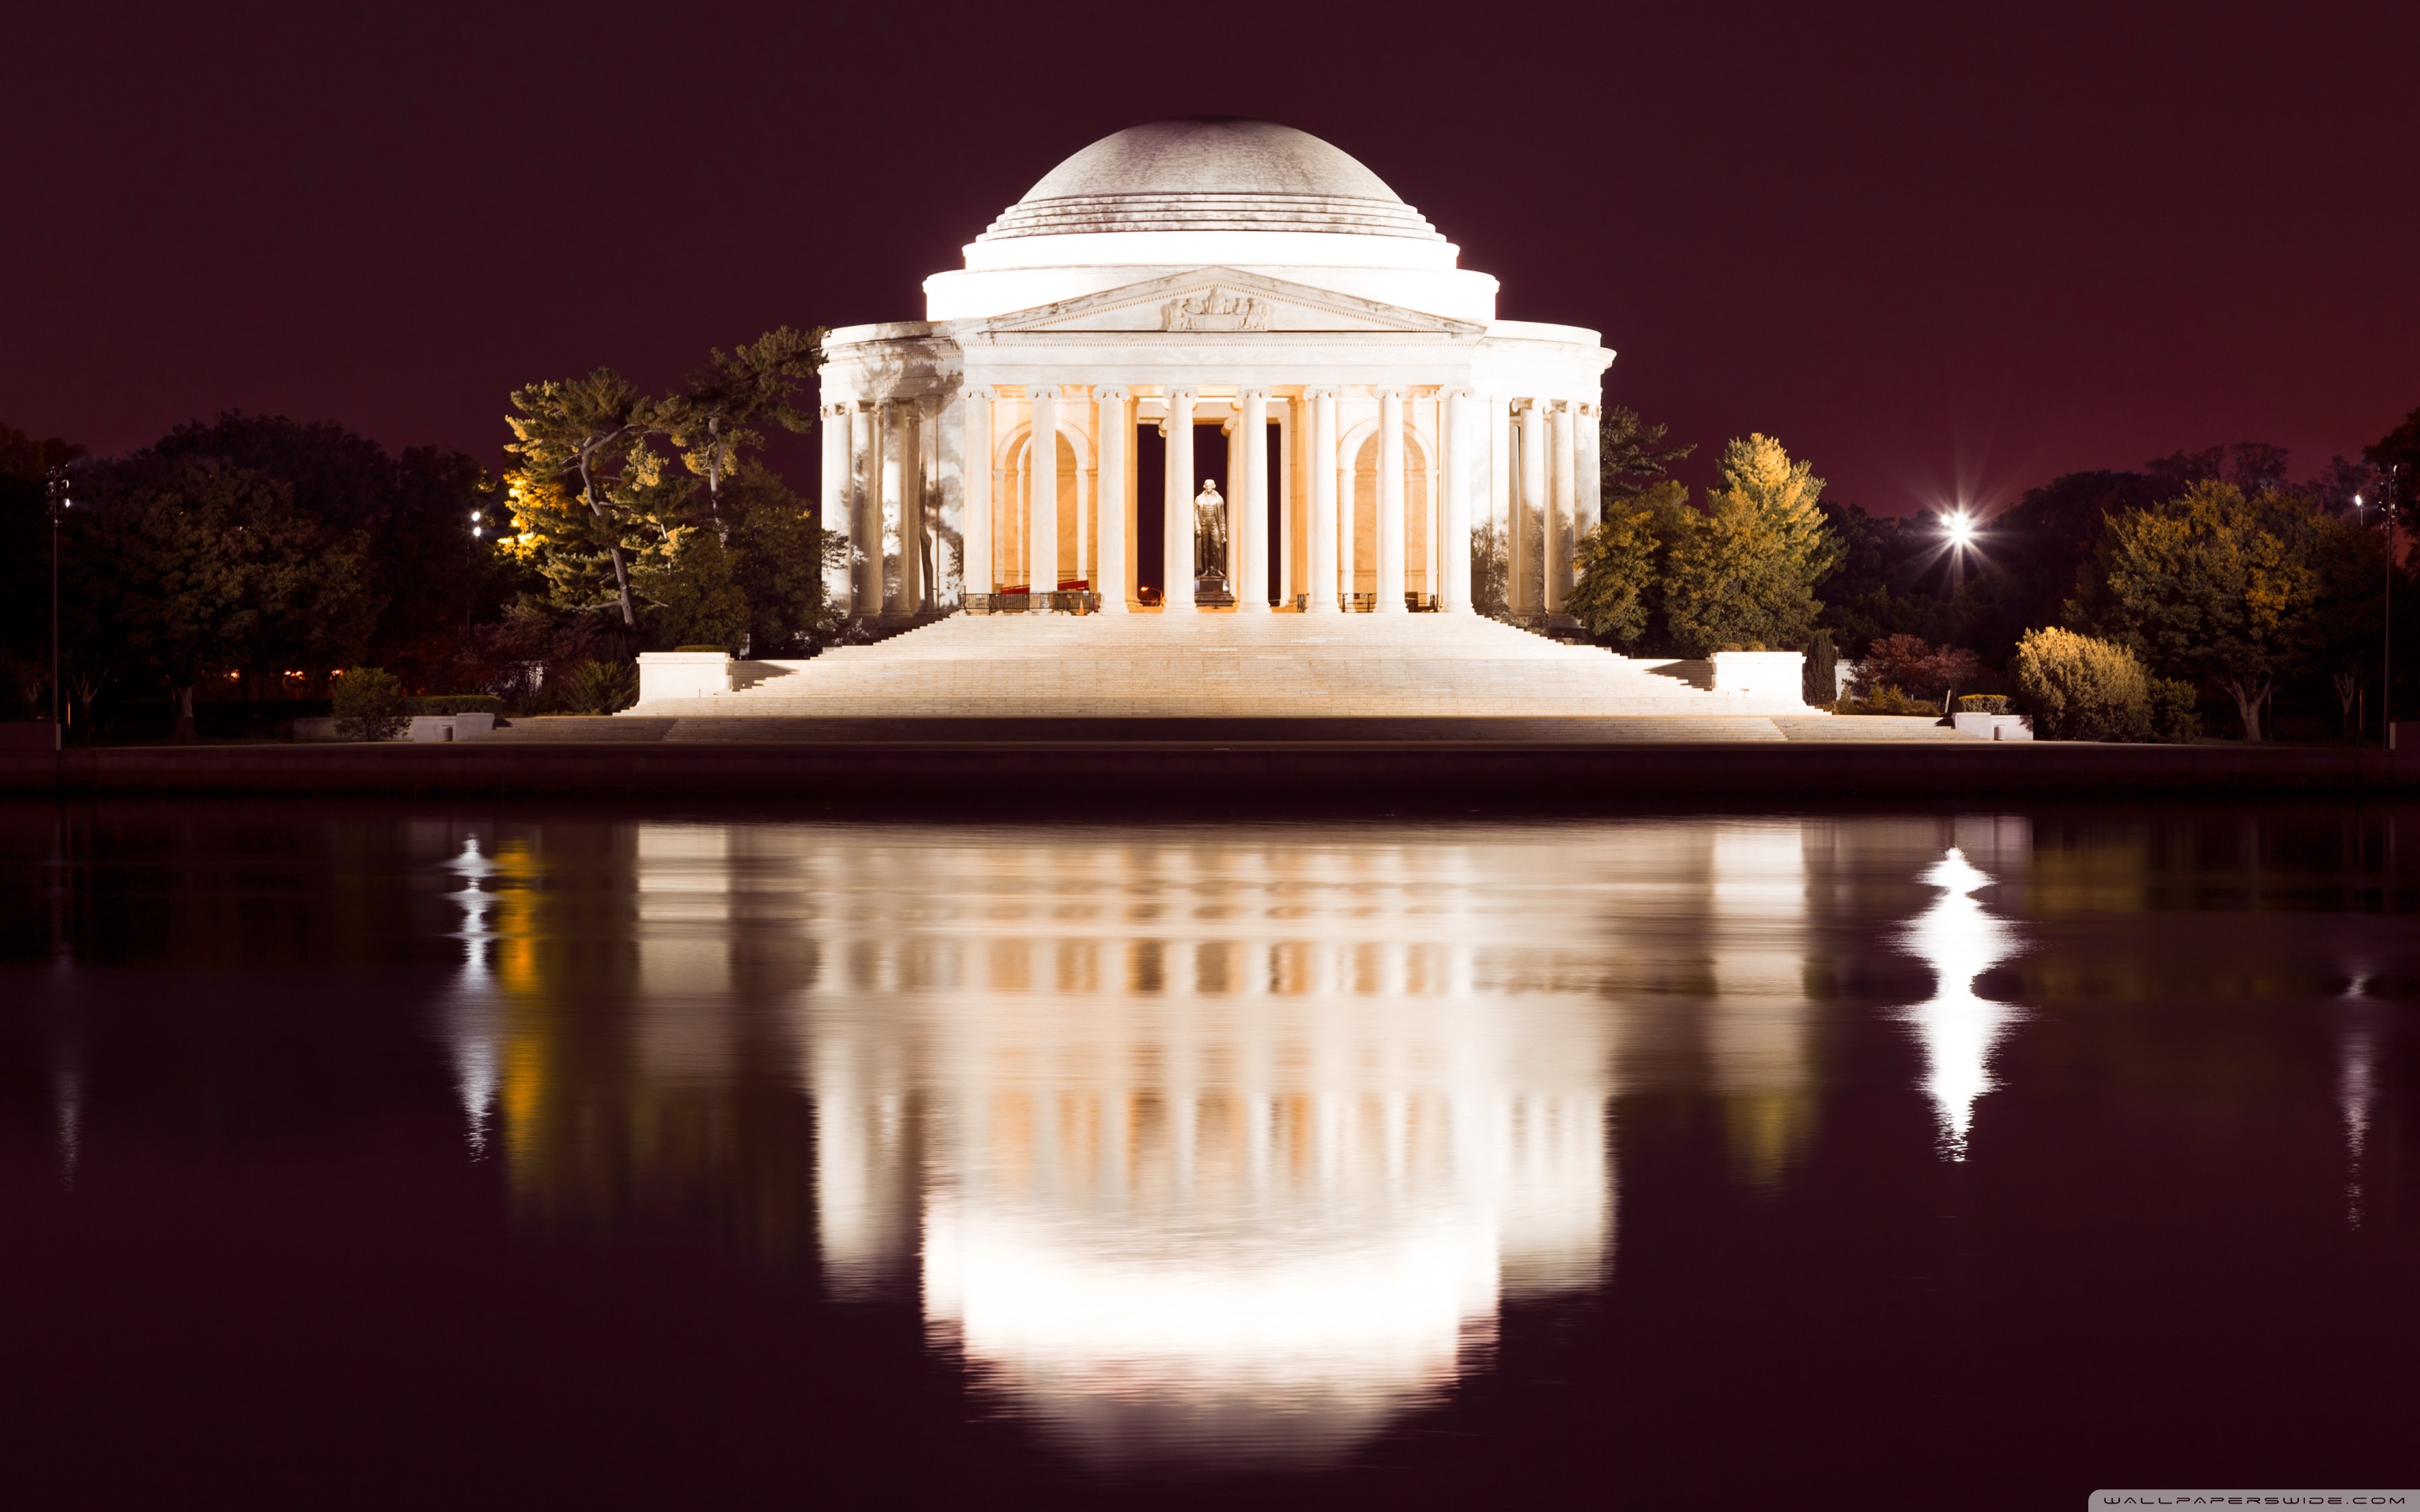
[1839,683,1935,716]
[1802,628,1837,706]
[332,666,409,741]
[2149,678,2202,743]
[2013,627,2150,741]
[560,659,637,715]
[673,644,731,654]
[1958,694,2012,714]
[1859,634,1983,702]
[403,695,502,717]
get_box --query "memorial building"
[628,118,1819,720]
[816,116,1610,620]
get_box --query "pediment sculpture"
[1160,286,1272,333]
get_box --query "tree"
[2369,404,2420,485]
[632,529,750,651]
[1664,434,1839,655]
[504,333,834,653]
[666,327,823,524]
[144,413,524,683]
[67,456,376,737]
[2070,480,2351,740]
[1568,479,1688,643]
[1597,407,1696,506]
[503,370,684,629]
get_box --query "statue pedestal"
[1193,572,1234,607]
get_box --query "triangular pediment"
[979,267,1481,336]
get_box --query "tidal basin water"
[2,805,2416,1508]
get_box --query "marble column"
[820,402,850,612]
[1307,388,1339,613]
[1163,389,1196,611]
[1517,399,1548,619]
[1095,387,1128,612]
[1488,397,1512,607]
[1223,412,1243,588]
[1337,418,1357,612]
[1238,387,1270,612]
[1280,397,1297,605]
[961,388,994,600]
[1547,399,1574,615]
[850,402,881,617]
[1577,401,1602,533]
[893,400,922,616]
[1413,391,1432,605]
[1028,386,1059,605]
[1443,388,1473,614]
[1376,388,1407,613]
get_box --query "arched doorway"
[1344,430,1435,609]
[1000,428,1085,590]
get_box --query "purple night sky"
[8,0,2416,512]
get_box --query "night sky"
[8,0,2416,513]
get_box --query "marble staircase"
[625,612,1828,721]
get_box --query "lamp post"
[44,466,71,752]
[2385,466,2399,751]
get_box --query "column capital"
[963,386,996,404]
[1443,387,1478,402]
[1029,385,1061,402]
[1236,384,1270,400]
[1302,385,1339,401]
[1374,386,1407,400]
[1164,386,1197,402]
[1095,385,1131,404]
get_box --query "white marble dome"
[978,119,1443,243]
[929,119,1491,322]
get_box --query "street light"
[44,466,71,753]
[2384,467,2400,751]
[1943,509,1976,549]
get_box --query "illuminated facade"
[817,118,1614,621]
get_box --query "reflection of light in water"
[1899,848,2022,1160]
[2339,979,2377,1227]
[1706,826,1814,1183]
[52,1061,82,1185]
[595,820,1854,1467]
[445,837,498,1157]
[797,834,1620,1468]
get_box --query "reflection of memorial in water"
[804,833,1618,1465]
[423,817,1918,1463]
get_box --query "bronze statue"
[1193,480,1228,581]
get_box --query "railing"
[967,591,1101,615]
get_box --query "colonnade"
[828,385,1598,619]
[822,394,942,620]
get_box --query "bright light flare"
[1943,509,1977,549]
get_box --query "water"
[2,804,2415,1508]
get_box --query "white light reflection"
[443,837,498,1157]
[1899,848,2023,1160]
[2339,978,2378,1227]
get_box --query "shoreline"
[2,733,2411,811]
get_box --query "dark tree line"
[1,328,837,738]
